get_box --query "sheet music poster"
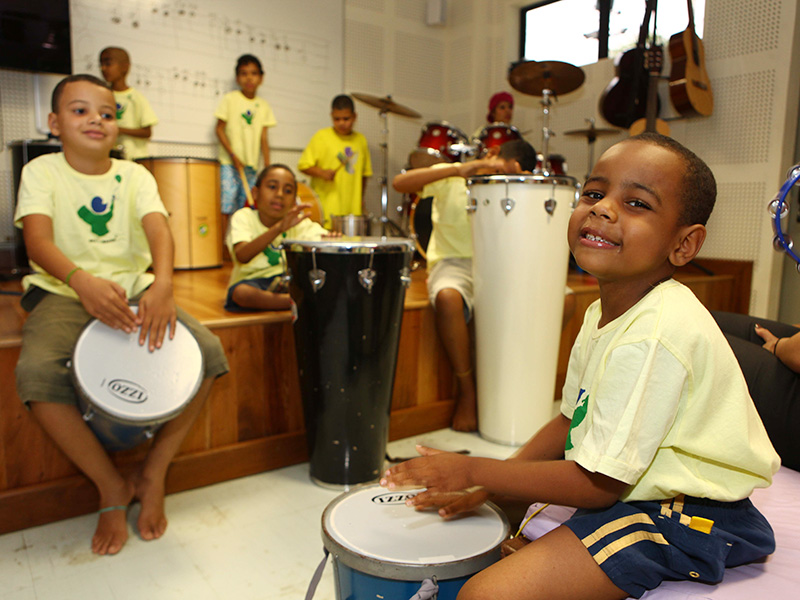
[69,0,344,148]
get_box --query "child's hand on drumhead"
[137,281,177,351]
[406,487,490,519]
[380,444,472,495]
[71,271,137,334]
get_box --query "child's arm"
[233,204,311,264]
[299,165,338,182]
[755,324,800,373]
[261,126,270,167]
[393,156,522,193]
[21,214,138,332]
[118,125,152,139]
[137,212,177,351]
[382,414,627,513]
[362,177,368,213]
[215,119,243,171]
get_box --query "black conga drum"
[283,237,413,488]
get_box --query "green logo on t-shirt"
[116,102,125,121]
[565,388,589,451]
[78,196,115,236]
[241,109,254,125]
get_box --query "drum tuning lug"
[309,269,326,292]
[82,407,95,422]
[358,268,377,292]
[500,198,515,214]
[544,198,557,215]
[144,428,155,440]
[399,267,411,288]
[466,195,477,214]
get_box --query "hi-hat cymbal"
[508,60,585,96]
[351,93,421,118]
[564,126,621,141]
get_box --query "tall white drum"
[468,174,579,445]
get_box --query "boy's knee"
[435,288,464,311]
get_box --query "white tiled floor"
[1,429,516,600]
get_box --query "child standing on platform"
[14,74,229,556]
[99,47,158,160]
[225,164,335,312]
[298,94,372,227]
[215,54,277,231]
[382,133,780,600]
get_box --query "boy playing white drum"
[14,74,229,555]
[382,134,779,599]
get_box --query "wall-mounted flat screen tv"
[0,0,71,75]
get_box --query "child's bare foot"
[130,473,168,541]
[93,480,135,555]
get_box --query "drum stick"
[236,164,256,208]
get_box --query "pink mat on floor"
[519,466,800,599]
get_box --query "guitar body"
[599,47,656,129]
[629,117,670,136]
[668,13,713,116]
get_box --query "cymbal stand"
[377,109,404,238]
[584,117,598,181]
[539,89,555,175]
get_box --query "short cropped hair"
[499,139,538,173]
[629,133,717,226]
[331,94,355,112]
[51,74,110,113]
[99,47,130,65]
[236,54,263,75]
[255,164,297,189]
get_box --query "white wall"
[2,0,799,318]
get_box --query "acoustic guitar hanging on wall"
[668,0,713,117]
[629,45,670,136]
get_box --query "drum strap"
[304,547,329,600]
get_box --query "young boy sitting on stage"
[393,140,574,432]
[14,74,229,556]
[225,164,336,311]
[382,133,780,599]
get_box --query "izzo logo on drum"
[105,379,149,404]
[371,491,417,505]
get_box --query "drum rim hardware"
[357,248,377,293]
[283,236,414,254]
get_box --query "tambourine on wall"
[768,164,800,271]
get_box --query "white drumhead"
[323,485,508,566]
[72,312,203,423]
[283,237,413,253]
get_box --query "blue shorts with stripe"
[563,496,775,598]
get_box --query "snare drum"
[330,214,371,236]
[322,484,510,600]
[70,310,204,451]
[535,153,568,176]
[283,238,414,488]
[408,121,469,169]
[476,122,521,153]
[468,174,579,445]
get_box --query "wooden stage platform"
[0,258,750,534]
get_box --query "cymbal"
[508,60,585,96]
[351,93,421,118]
[564,126,621,140]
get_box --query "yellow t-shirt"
[562,280,780,502]
[113,87,158,160]
[226,207,329,287]
[297,127,372,225]
[214,91,277,168]
[422,163,473,269]
[14,153,168,299]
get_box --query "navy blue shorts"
[225,275,287,312]
[563,496,775,598]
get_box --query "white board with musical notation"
[68,0,344,149]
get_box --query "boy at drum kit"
[382,133,780,599]
[225,164,339,311]
[215,54,277,233]
[394,140,576,433]
[99,46,158,161]
[298,94,373,228]
[13,74,229,556]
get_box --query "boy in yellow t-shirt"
[298,95,372,226]
[215,54,277,230]
[14,74,228,557]
[99,47,158,160]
